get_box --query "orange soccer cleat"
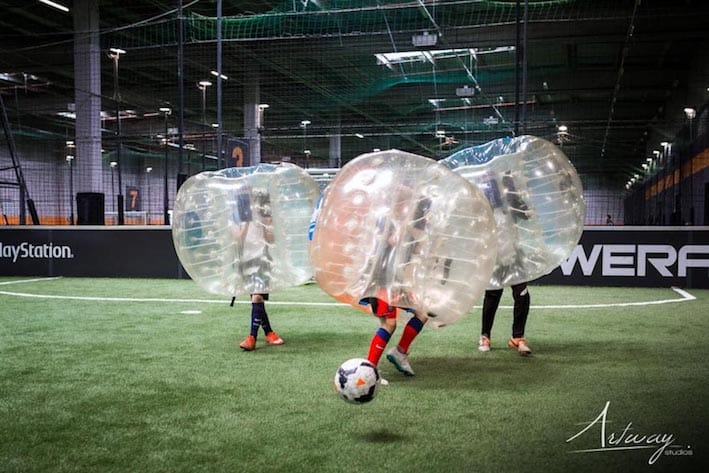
[239,335,256,351]
[265,331,285,345]
[508,337,532,356]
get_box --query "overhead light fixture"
[210,70,228,80]
[198,80,212,88]
[456,85,475,97]
[109,47,126,55]
[146,167,153,173]
[110,161,118,168]
[159,107,172,115]
[557,125,568,133]
[375,47,514,68]
[660,141,669,147]
[355,133,364,139]
[684,107,696,119]
[65,155,74,161]
[211,123,219,128]
[258,103,270,110]
[38,0,69,13]
[301,120,311,127]
[412,31,437,47]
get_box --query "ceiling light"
[375,47,514,67]
[412,31,437,47]
[557,125,568,133]
[38,0,69,13]
[683,107,696,119]
[301,120,311,127]
[109,47,126,55]
[210,70,228,80]
[65,155,74,161]
[159,107,172,115]
[146,167,153,173]
[355,133,364,139]
[456,85,475,97]
[110,161,118,168]
[258,103,270,110]
[198,80,212,88]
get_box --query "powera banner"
[0,226,706,287]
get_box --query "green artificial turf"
[1,277,707,473]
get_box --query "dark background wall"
[1,226,707,288]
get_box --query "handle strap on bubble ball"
[230,296,236,307]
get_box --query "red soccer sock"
[397,316,425,354]
[366,327,392,365]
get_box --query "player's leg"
[480,288,503,351]
[386,311,426,377]
[254,293,284,346]
[508,283,532,355]
[365,298,397,366]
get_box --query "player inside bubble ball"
[229,186,285,351]
[478,171,533,356]
[361,192,435,377]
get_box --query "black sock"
[511,283,530,338]
[260,310,273,335]
[250,302,266,338]
[481,289,503,338]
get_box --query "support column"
[73,0,102,193]
[244,69,260,166]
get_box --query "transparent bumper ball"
[172,163,321,296]
[309,149,497,327]
[442,136,585,288]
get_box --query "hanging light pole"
[684,107,696,224]
[198,80,212,171]
[66,153,74,225]
[145,166,153,224]
[159,107,171,225]
[301,119,311,167]
[109,161,117,215]
[109,47,126,225]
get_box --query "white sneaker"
[386,347,415,376]
[478,335,491,352]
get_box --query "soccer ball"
[334,358,380,404]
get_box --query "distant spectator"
[606,214,614,226]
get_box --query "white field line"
[0,278,697,309]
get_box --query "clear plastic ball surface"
[171,163,321,296]
[442,136,586,288]
[309,149,497,327]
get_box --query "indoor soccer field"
[1,276,707,473]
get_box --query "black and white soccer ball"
[334,358,380,404]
